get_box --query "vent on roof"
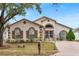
[23,21,26,24]
[41,21,43,22]
[48,20,50,22]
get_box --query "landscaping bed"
[0,42,57,56]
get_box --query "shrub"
[23,45,25,48]
[20,40,25,43]
[18,45,20,48]
[26,40,29,42]
[15,40,21,43]
[17,44,25,48]
[6,39,26,43]
[6,39,10,43]
[30,39,34,42]
[6,39,16,43]
[11,40,16,43]
[26,39,35,43]
[66,29,75,41]
[6,39,39,43]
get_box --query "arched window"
[59,30,67,40]
[14,28,21,39]
[45,24,53,28]
[26,27,37,39]
[29,27,35,35]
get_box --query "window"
[50,31,53,37]
[45,24,53,28]
[28,27,37,39]
[45,31,49,38]
[29,28,35,35]
[59,30,67,40]
[45,31,53,38]
[15,28,21,39]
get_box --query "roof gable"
[34,16,56,22]
[34,16,71,29]
[8,16,72,29]
[9,18,43,27]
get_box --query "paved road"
[53,41,79,56]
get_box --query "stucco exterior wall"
[54,23,70,39]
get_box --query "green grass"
[0,42,57,56]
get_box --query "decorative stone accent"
[23,21,26,24]
[8,27,10,39]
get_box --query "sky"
[10,3,79,29]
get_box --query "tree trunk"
[0,29,3,47]
[0,17,5,47]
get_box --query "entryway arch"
[59,30,67,40]
[44,24,54,40]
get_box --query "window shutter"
[12,31,15,39]
[21,31,23,38]
[26,31,29,39]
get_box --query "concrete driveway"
[53,41,79,56]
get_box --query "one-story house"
[3,16,71,41]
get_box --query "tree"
[66,29,75,41]
[0,3,41,47]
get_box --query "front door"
[45,30,53,39]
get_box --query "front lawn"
[0,42,57,56]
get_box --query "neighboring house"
[3,16,71,41]
[74,28,79,40]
